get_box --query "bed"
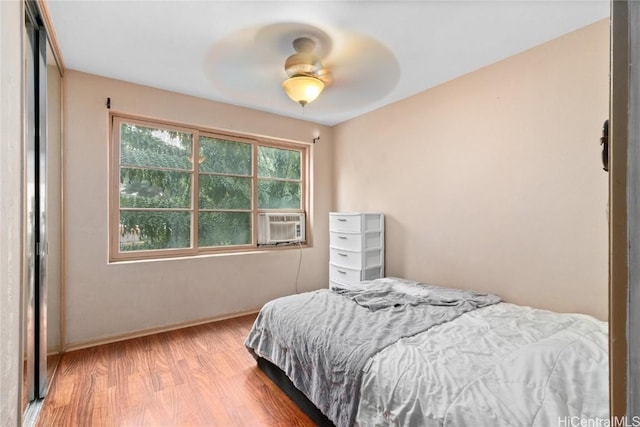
[244,277,609,426]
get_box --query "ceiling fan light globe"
[282,75,325,106]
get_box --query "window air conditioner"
[258,213,306,245]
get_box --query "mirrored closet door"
[44,11,63,394]
[22,0,63,420]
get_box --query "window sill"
[108,242,312,265]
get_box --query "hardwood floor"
[37,314,315,426]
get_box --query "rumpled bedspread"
[244,277,501,427]
[355,302,609,426]
[335,279,500,311]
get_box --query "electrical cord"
[295,241,303,294]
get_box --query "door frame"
[610,0,640,419]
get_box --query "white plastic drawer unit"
[329,213,383,233]
[330,247,383,270]
[329,212,385,287]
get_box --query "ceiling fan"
[281,36,332,107]
[204,22,400,114]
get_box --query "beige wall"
[63,71,333,347]
[0,1,24,424]
[334,19,609,320]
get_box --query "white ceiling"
[46,1,610,126]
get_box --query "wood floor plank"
[37,314,315,426]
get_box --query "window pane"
[119,210,191,251]
[198,212,251,247]
[199,136,252,175]
[120,123,192,170]
[258,180,301,209]
[258,146,301,179]
[198,175,251,210]
[120,168,191,209]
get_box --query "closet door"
[23,1,48,414]
[36,21,48,399]
[23,9,37,409]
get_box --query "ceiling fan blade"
[319,30,400,109]
[203,25,284,104]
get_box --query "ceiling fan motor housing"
[284,37,321,77]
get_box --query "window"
[110,115,308,261]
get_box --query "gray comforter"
[244,277,501,427]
